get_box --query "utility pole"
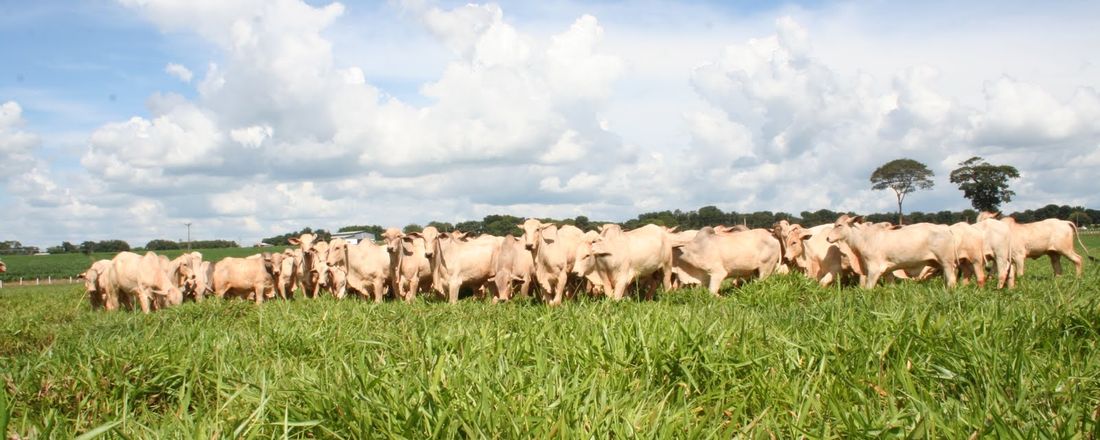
[184,222,192,251]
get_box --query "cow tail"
[1071,221,1096,262]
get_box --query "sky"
[1,0,1098,248]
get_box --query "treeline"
[143,239,239,251]
[0,241,41,255]
[318,204,1097,243]
[42,239,240,254]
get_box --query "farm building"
[330,231,376,244]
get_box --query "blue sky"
[1,0,1098,247]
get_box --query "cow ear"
[798,230,813,240]
[515,223,524,229]
[851,216,864,224]
[666,226,679,233]
[288,238,301,245]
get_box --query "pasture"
[0,237,1098,438]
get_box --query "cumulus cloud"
[0,101,41,179]
[164,63,193,82]
[3,1,1099,247]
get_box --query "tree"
[403,224,423,234]
[870,158,935,225]
[949,156,1020,213]
[145,239,181,251]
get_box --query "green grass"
[1,239,1098,438]
[0,247,290,283]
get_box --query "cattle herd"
[77,212,1091,313]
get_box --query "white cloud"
[229,125,273,148]
[164,63,193,82]
[0,101,40,179]
[3,1,1100,247]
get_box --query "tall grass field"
[1,237,1098,438]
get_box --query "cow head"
[381,228,403,254]
[519,219,552,250]
[0,260,6,273]
[783,226,814,262]
[826,215,863,243]
[288,233,320,264]
[327,238,348,267]
[571,239,598,277]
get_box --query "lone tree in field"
[870,158,935,225]
[949,156,1020,213]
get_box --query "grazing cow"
[105,251,183,313]
[673,226,781,295]
[212,255,276,304]
[488,235,535,302]
[0,260,5,273]
[950,222,987,287]
[520,219,586,305]
[288,233,325,298]
[327,238,392,302]
[783,224,849,287]
[826,215,958,289]
[584,224,674,300]
[978,212,1088,280]
[79,259,112,309]
[972,218,1013,288]
[384,227,439,302]
[431,232,502,304]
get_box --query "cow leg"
[864,266,884,289]
[447,280,460,304]
[972,258,987,288]
[406,278,419,303]
[373,279,385,303]
[1064,250,1083,277]
[551,270,569,306]
[611,277,631,301]
[1047,252,1063,276]
[254,284,265,305]
[942,260,958,288]
[519,276,531,299]
[706,270,726,297]
[818,271,835,288]
[137,288,153,313]
[958,262,973,286]
[105,285,120,311]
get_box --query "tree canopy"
[949,156,1020,213]
[870,158,935,224]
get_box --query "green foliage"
[403,224,423,234]
[949,156,1021,213]
[1,237,1098,437]
[73,240,130,254]
[0,241,39,255]
[870,158,935,223]
[144,239,180,251]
